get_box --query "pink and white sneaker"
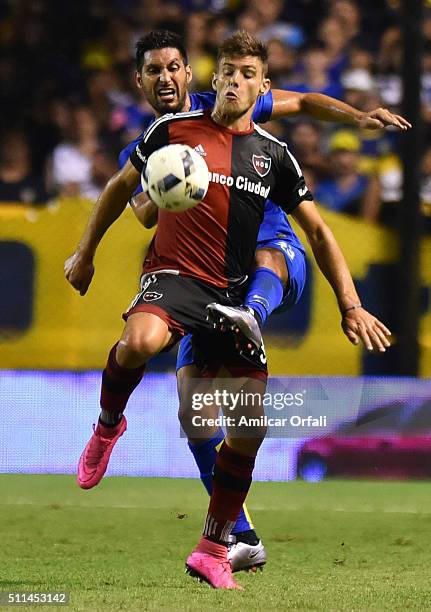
[77,416,127,489]
[186,537,243,590]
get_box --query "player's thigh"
[255,247,289,286]
[117,311,173,365]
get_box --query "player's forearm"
[300,93,365,126]
[77,172,135,258]
[271,90,363,126]
[307,224,361,312]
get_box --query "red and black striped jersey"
[130,109,312,288]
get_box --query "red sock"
[100,343,145,419]
[203,442,255,544]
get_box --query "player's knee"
[178,402,188,426]
[247,426,267,446]
[177,379,192,426]
[255,247,289,286]
[178,401,199,437]
[119,328,165,361]
[227,432,266,457]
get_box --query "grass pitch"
[1,476,431,611]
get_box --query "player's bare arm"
[64,160,140,295]
[130,192,159,228]
[271,90,412,130]
[292,199,391,352]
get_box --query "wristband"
[342,304,362,315]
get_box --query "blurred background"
[1,0,431,481]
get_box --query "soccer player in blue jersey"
[123,29,408,356]
[113,30,408,572]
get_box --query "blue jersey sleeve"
[119,140,138,169]
[189,90,273,123]
[189,91,216,111]
[119,137,145,195]
[252,90,273,123]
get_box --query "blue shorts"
[176,238,306,371]
[176,332,195,371]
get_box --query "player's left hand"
[358,108,412,131]
[341,307,391,352]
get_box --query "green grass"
[1,476,431,611]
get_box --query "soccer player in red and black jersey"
[121,30,409,574]
[65,30,409,574]
[65,31,392,589]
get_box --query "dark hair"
[217,31,268,75]
[135,30,188,72]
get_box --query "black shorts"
[124,271,267,378]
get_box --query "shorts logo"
[252,154,271,178]
[259,339,267,365]
[276,241,295,261]
[142,291,163,302]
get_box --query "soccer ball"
[142,144,209,212]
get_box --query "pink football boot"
[186,537,243,590]
[77,416,127,489]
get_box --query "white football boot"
[227,535,267,572]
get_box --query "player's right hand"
[341,307,391,352]
[358,108,412,131]
[64,252,95,296]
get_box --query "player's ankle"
[204,535,228,548]
[99,411,123,427]
[231,529,260,546]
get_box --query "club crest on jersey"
[142,291,163,302]
[252,154,271,178]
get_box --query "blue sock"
[244,266,285,327]
[188,431,252,534]
[188,431,224,495]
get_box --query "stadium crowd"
[0,0,430,228]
